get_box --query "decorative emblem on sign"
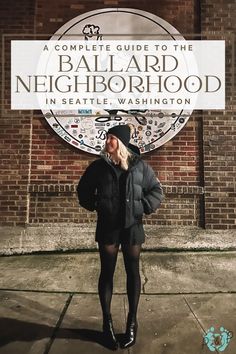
[82,24,102,40]
[43,8,192,154]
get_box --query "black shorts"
[95,223,145,245]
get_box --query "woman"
[77,124,164,350]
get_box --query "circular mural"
[43,8,192,154]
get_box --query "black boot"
[121,312,138,349]
[102,314,119,350]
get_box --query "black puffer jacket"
[77,150,164,229]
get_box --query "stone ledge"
[0,224,235,255]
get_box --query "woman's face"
[105,134,118,154]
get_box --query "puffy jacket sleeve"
[141,162,164,215]
[76,161,98,212]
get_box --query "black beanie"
[107,125,131,147]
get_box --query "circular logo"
[43,8,192,154]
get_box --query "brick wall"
[201,0,236,229]
[0,0,235,230]
[0,0,35,225]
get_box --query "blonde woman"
[77,124,164,350]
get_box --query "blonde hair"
[116,139,132,170]
[127,123,135,136]
[103,137,132,171]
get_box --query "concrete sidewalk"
[0,250,235,353]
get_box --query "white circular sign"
[43,8,192,154]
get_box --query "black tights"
[98,243,141,319]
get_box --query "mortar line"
[183,295,205,332]
[1,248,236,256]
[183,295,220,354]
[43,292,73,354]
[2,249,236,257]
[1,288,236,295]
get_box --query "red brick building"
[0,0,235,252]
